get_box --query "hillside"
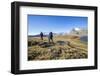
[28,35,88,60]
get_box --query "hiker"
[40,32,43,40]
[48,32,53,43]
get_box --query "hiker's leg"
[51,38,53,43]
[48,38,50,43]
[41,36,43,40]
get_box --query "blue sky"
[28,15,88,35]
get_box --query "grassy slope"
[28,35,87,61]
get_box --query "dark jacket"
[40,32,43,37]
[48,32,53,39]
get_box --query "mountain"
[53,32,67,36]
[70,28,87,36]
[69,27,88,42]
[73,28,81,31]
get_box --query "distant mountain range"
[29,34,48,37]
[28,27,87,37]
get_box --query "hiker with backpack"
[40,32,43,40]
[48,32,53,43]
